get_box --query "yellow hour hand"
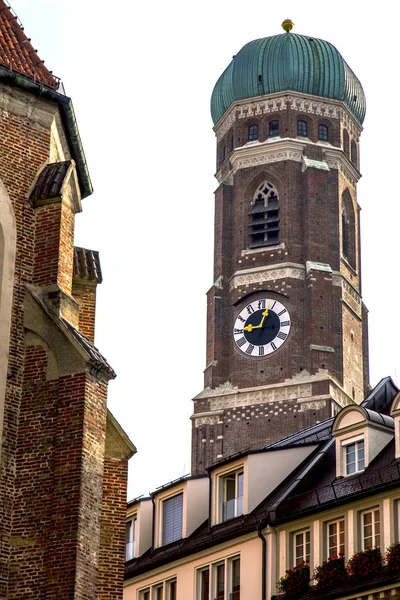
[244,304,270,332]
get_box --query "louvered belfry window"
[162,493,183,545]
[248,181,279,248]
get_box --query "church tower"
[191,21,369,474]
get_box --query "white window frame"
[161,492,183,546]
[326,518,345,558]
[138,579,177,600]
[196,555,240,600]
[292,529,310,566]
[218,469,244,523]
[345,439,365,475]
[360,508,380,549]
[125,515,137,561]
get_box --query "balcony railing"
[222,496,243,521]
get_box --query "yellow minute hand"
[243,304,270,332]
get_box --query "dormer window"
[248,124,258,141]
[297,120,308,137]
[345,439,365,475]
[125,515,137,560]
[333,405,394,478]
[220,469,243,522]
[162,493,183,545]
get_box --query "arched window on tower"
[248,181,279,248]
[342,190,356,269]
[297,120,308,137]
[351,140,358,167]
[318,124,328,141]
[248,125,258,141]
[343,129,350,158]
[269,120,279,137]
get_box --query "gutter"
[0,68,93,199]
[257,525,267,600]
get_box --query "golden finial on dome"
[282,19,294,32]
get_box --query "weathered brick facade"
[0,3,135,599]
[192,95,369,473]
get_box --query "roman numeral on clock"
[246,304,255,314]
[245,344,254,355]
[271,341,277,351]
[280,320,290,327]
[278,308,287,316]
[237,315,245,323]
[258,299,266,310]
[259,346,264,356]
[277,332,287,340]
[234,328,244,335]
[237,337,246,348]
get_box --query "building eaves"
[0,2,92,198]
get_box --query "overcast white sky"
[12,0,400,499]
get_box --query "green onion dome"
[211,28,366,125]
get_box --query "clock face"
[233,298,291,357]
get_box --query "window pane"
[162,493,183,545]
[248,125,258,141]
[168,581,177,600]
[297,120,307,136]
[156,586,163,600]
[216,564,225,599]
[318,124,328,141]
[201,569,209,600]
[232,558,240,599]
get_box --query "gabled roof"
[0,1,59,88]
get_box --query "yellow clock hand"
[244,304,271,332]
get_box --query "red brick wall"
[0,98,50,596]
[72,281,97,342]
[98,457,128,600]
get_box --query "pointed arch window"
[342,190,356,269]
[248,125,258,141]
[343,129,350,157]
[297,120,307,137]
[248,181,279,248]
[351,140,358,167]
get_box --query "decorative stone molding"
[329,384,354,408]
[297,398,327,411]
[194,416,221,427]
[229,262,305,291]
[324,147,360,186]
[302,157,330,171]
[306,261,332,274]
[214,91,361,141]
[230,140,303,173]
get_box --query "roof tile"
[73,247,103,284]
[30,161,71,202]
[0,1,59,89]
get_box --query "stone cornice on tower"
[213,91,363,140]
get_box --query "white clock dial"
[233,298,291,357]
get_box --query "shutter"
[162,493,183,545]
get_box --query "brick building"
[191,20,369,473]
[123,20,395,600]
[0,3,135,599]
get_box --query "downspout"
[257,524,267,600]
[207,469,212,533]
[151,495,156,555]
